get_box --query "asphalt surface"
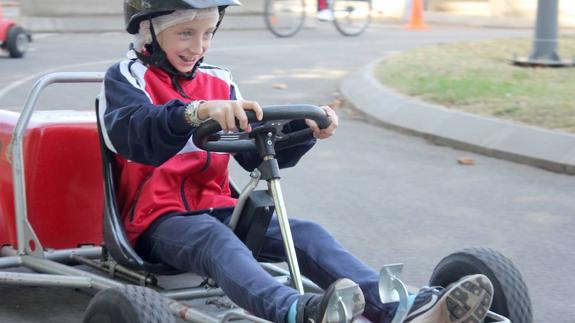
[1,22,574,322]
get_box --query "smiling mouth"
[179,55,197,63]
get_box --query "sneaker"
[316,9,335,22]
[404,274,493,323]
[296,278,365,323]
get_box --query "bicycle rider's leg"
[258,216,397,322]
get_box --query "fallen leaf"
[457,157,475,165]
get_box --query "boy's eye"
[178,31,193,39]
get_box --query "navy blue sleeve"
[101,63,194,166]
[234,119,316,171]
[230,83,240,100]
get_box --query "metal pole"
[267,179,305,294]
[530,0,560,61]
[261,262,322,293]
[21,255,122,290]
[513,0,573,67]
[161,288,226,300]
[0,271,94,288]
[11,72,104,256]
[0,256,21,269]
[167,300,220,323]
[228,169,261,231]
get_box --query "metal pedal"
[378,264,410,323]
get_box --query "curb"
[339,59,575,175]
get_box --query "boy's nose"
[187,38,204,55]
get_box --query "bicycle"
[264,0,372,38]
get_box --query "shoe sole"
[410,274,494,323]
[322,278,365,323]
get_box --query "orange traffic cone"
[405,0,429,30]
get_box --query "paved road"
[1,22,574,322]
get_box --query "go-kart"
[0,72,533,323]
[0,5,31,58]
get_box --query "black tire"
[429,247,533,323]
[264,0,306,38]
[6,26,29,58]
[83,285,175,323]
[332,0,371,37]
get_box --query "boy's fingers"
[243,101,264,121]
[225,104,236,131]
[233,102,249,130]
[254,102,264,121]
[305,119,320,137]
[305,118,317,130]
[233,102,244,131]
[322,106,338,125]
[210,110,226,131]
[329,112,338,127]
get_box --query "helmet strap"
[215,7,226,34]
[133,18,203,99]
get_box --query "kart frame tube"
[10,72,106,257]
[3,72,276,323]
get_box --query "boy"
[100,1,494,322]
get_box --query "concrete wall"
[17,0,408,19]
[16,0,575,26]
[19,0,263,16]
[21,0,121,16]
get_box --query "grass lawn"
[375,36,575,133]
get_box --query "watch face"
[184,101,202,126]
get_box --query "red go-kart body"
[0,2,15,42]
[0,17,15,41]
[0,109,103,249]
[0,6,31,58]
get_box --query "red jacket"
[99,57,314,245]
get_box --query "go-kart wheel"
[429,247,533,323]
[83,285,175,323]
[6,26,29,58]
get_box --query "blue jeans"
[136,210,396,323]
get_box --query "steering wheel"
[193,104,331,153]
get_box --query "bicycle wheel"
[332,0,371,36]
[264,0,306,38]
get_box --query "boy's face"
[157,16,219,74]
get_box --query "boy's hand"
[305,106,338,139]
[197,100,263,132]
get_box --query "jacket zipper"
[201,151,211,171]
[180,174,192,211]
[180,151,212,211]
[128,171,154,221]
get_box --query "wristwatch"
[184,100,207,127]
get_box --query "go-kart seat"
[95,99,258,275]
[95,100,178,274]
